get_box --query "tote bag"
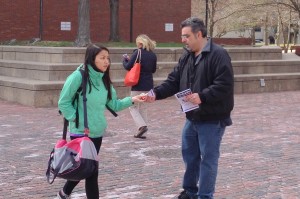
[46,132,98,184]
[124,49,141,86]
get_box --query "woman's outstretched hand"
[132,94,146,103]
[131,90,156,103]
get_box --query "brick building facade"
[0,0,191,43]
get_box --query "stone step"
[0,59,78,81]
[1,73,300,107]
[0,75,166,107]
[226,46,282,60]
[235,73,300,93]
[0,46,282,63]
[0,59,175,81]
[109,62,175,80]
[0,75,63,107]
[232,59,300,74]
[0,46,182,63]
[2,58,300,81]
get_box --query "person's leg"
[196,121,225,199]
[130,91,147,137]
[62,181,80,196]
[181,119,200,197]
[85,137,102,199]
[138,96,148,123]
[129,104,147,128]
[85,169,99,199]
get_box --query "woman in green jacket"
[57,44,145,199]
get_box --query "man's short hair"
[181,17,207,38]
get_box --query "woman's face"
[94,50,110,72]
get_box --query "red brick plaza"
[0,91,299,198]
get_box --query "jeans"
[182,119,225,199]
[63,136,102,199]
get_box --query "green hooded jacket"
[58,65,133,138]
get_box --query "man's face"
[181,26,201,53]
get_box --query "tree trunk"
[275,16,281,46]
[283,26,289,53]
[109,0,120,41]
[294,29,298,44]
[264,13,269,46]
[251,27,255,45]
[74,0,91,47]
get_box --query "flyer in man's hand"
[174,89,199,113]
[147,89,155,97]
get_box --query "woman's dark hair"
[180,17,207,38]
[83,44,112,100]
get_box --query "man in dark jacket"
[145,17,234,199]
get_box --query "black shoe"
[134,126,148,139]
[57,190,70,199]
[178,190,197,199]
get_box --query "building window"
[254,27,261,32]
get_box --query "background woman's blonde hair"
[136,34,156,51]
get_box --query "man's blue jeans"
[182,119,225,199]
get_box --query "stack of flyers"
[147,89,155,97]
[174,88,199,113]
[140,89,155,100]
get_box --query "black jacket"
[154,39,234,122]
[123,48,157,91]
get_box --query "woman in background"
[122,34,157,138]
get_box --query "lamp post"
[39,0,43,40]
[130,0,133,42]
[205,0,208,27]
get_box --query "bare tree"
[276,2,290,52]
[74,0,91,47]
[192,0,299,46]
[274,0,300,18]
[206,0,256,37]
[273,0,300,44]
[109,0,120,41]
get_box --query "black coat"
[123,48,157,91]
[154,39,234,121]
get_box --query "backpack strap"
[106,105,118,117]
[78,68,117,117]
[72,69,84,128]
[61,67,88,138]
[78,68,118,117]
[62,117,68,140]
[81,68,89,135]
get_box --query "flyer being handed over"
[174,89,199,113]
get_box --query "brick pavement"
[0,91,299,199]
